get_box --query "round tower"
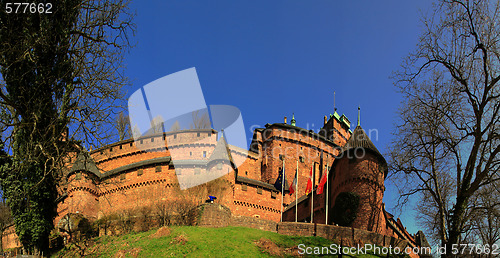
[328,125,387,232]
[64,152,100,220]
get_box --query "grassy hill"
[52,226,397,257]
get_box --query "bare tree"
[150,115,164,134]
[389,74,459,247]
[191,110,211,129]
[390,0,500,255]
[467,182,500,252]
[116,111,131,141]
[170,120,181,131]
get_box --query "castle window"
[271,191,277,199]
[190,152,192,156]
[174,134,177,139]
[155,165,162,172]
[151,137,154,142]
[140,139,143,144]
[217,163,223,170]
[203,151,207,158]
[137,169,143,176]
[299,156,305,163]
[119,145,122,150]
[257,188,262,195]
[130,142,133,147]
[242,184,247,191]
[245,171,248,175]
[109,147,113,152]
[75,172,82,180]
[197,132,200,137]
[208,132,211,137]
[120,174,126,181]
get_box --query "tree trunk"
[445,194,468,257]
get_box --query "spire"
[357,105,360,126]
[291,113,296,126]
[334,91,337,112]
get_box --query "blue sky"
[124,0,434,234]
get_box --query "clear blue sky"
[124,0,434,234]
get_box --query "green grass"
[52,226,400,257]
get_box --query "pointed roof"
[343,125,382,157]
[70,152,99,176]
[208,133,239,173]
[208,134,230,162]
[342,125,387,177]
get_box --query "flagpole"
[311,162,314,223]
[326,165,329,225]
[295,160,298,223]
[280,158,285,222]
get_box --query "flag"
[274,166,285,192]
[317,166,328,195]
[289,171,297,196]
[305,165,313,195]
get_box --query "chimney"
[324,115,327,126]
[284,116,287,124]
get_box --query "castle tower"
[206,134,236,207]
[328,124,387,232]
[63,152,100,220]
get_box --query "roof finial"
[291,113,296,126]
[334,91,337,112]
[357,105,360,126]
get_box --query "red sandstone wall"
[235,152,260,180]
[321,115,351,147]
[260,126,340,199]
[329,149,385,233]
[57,131,244,225]
[232,182,282,221]
[1,225,20,250]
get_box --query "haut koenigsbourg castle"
[2,108,431,256]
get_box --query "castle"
[2,108,428,253]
